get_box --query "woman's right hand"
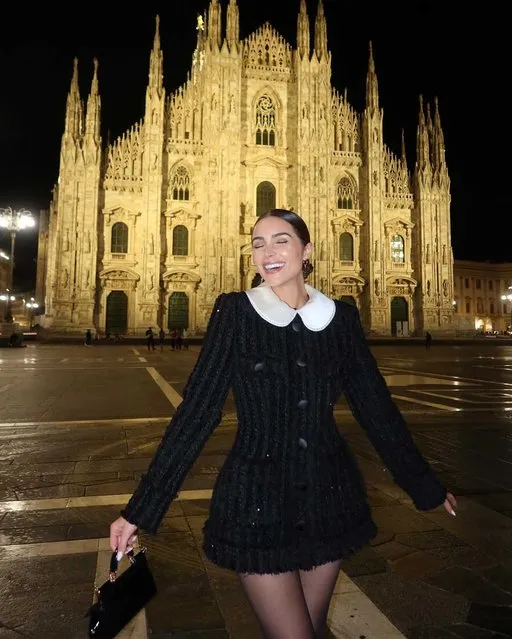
[110,516,138,556]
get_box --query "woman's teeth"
[264,263,285,272]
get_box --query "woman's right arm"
[113,293,236,543]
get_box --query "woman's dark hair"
[255,209,314,278]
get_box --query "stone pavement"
[0,343,512,638]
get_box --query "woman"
[110,209,456,638]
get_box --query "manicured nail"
[450,509,456,517]
[116,551,123,561]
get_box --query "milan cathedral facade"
[40,0,454,336]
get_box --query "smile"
[264,262,285,273]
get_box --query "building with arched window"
[39,2,454,336]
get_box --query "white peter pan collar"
[245,283,336,331]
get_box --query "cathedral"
[40,0,454,336]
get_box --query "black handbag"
[87,547,157,638]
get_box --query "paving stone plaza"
[1,341,512,638]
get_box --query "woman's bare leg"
[299,560,342,637]
[239,570,316,639]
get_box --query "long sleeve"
[343,304,446,511]
[122,293,235,533]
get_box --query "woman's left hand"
[443,492,457,517]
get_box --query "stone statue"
[374,279,380,296]
[149,234,155,255]
[320,240,327,261]
[196,14,205,31]
[62,269,69,288]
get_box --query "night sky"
[0,0,506,292]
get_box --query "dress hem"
[202,519,378,575]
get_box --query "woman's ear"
[304,242,313,261]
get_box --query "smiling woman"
[110,206,455,639]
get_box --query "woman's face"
[251,216,312,288]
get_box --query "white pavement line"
[0,537,105,560]
[0,416,168,429]
[132,348,141,356]
[411,389,512,405]
[328,572,405,638]
[383,365,512,387]
[0,489,213,513]
[94,546,148,638]
[138,356,148,363]
[146,367,182,408]
[391,393,461,412]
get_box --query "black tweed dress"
[122,286,446,574]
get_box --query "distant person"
[182,327,189,350]
[425,331,432,351]
[145,327,155,352]
[158,327,165,352]
[85,329,92,347]
[170,328,177,350]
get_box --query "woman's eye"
[253,244,264,249]
[276,240,287,244]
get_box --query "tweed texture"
[123,292,447,574]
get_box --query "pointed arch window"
[171,166,191,201]
[255,95,276,146]
[391,234,405,263]
[339,232,354,261]
[256,182,276,217]
[111,222,128,254]
[337,177,356,209]
[172,225,189,256]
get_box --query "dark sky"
[0,0,507,291]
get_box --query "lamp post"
[0,207,35,322]
[501,285,512,333]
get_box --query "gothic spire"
[64,58,83,139]
[208,0,222,50]
[147,15,163,98]
[432,96,447,173]
[85,58,101,142]
[365,42,379,114]
[401,129,407,165]
[297,0,310,60]
[415,95,431,174]
[226,0,240,52]
[314,0,328,61]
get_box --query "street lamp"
[501,285,512,333]
[0,207,35,322]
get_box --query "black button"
[254,362,265,372]
[294,481,308,491]
[296,358,306,368]
[298,399,308,409]
[298,438,308,449]
[292,321,301,332]
[295,520,305,531]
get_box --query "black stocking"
[239,570,316,639]
[299,560,342,637]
